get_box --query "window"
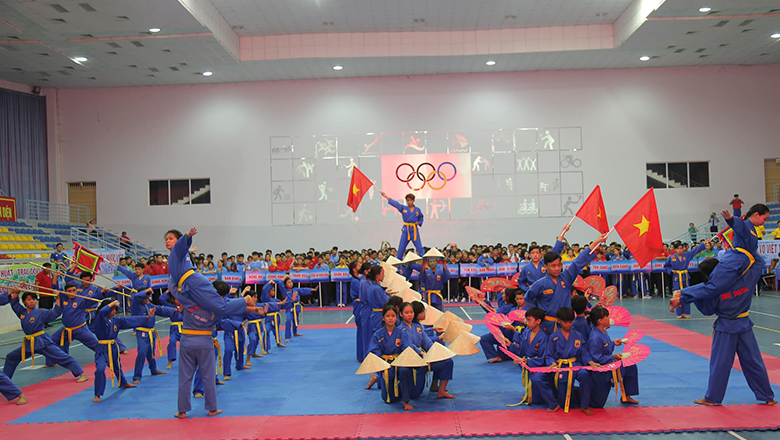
[149,179,211,205]
[646,163,709,189]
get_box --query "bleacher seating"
[0,219,81,262]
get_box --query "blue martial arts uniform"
[680,249,774,404]
[586,327,639,408]
[573,315,591,344]
[546,328,593,411]
[726,217,759,254]
[388,198,424,259]
[160,291,184,363]
[261,283,283,349]
[131,292,176,382]
[93,305,149,397]
[479,303,519,361]
[351,275,367,361]
[365,279,388,334]
[46,293,99,366]
[525,250,598,334]
[358,276,373,357]
[0,371,23,402]
[368,326,410,403]
[245,305,268,358]
[399,321,454,400]
[78,283,108,331]
[280,285,312,340]
[221,317,247,377]
[418,263,451,311]
[168,233,249,414]
[665,242,707,316]
[3,298,84,379]
[509,327,557,409]
[516,241,565,291]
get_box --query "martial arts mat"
[2,317,779,439]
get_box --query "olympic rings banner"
[381,153,472,200]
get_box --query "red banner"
[0,196,16,222]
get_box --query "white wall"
[50,65,780,255]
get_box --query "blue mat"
[12,325,780,423]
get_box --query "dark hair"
[697,258,719,281]
[97,297,116,312]
[674,242,685,249]
[572,295,589,314]
[243,290,257,298]
[21,291,38,301]
[382,304,397,319]
[64,283,76,290]
[386,295,404,312]
[237,253,244,258]
[588,306,610,326]
[543,252,561,265]
[213,280,230,297]
[529,245,541,253]
[135,263,145,269]
[366,264,383,282]
[348,261,359,279]
[411,301,425,322]
[405,193,415,201]
[80,271,93,280]
[556,306,575,322]
[526,307,545,322]
[399,302,414,321]
[745,203,769,219]
[360,262,372,276]
[504,289,518,307]
[166,229,183,239]
[56,242,63,247]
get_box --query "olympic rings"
[395,162,457,191]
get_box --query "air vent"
[695,48,706,53]
[81,34,94,38]
[686,31,697,35]
[741,29,754,33]
[12,68,23,71]
[674,48,685,53]
[666,45,676,49]
[87,76,97,80]
[37,71,51,77]
[161,49,172,53]
[78,3,97,12]
[62,66,75,70]
[116,16,130,21]
[768,8,780,13]
[714,20,729,27]
[131,41,144,47]
[50,4,69,13]
[40,79,49,82]
[126,64,138,68]
[146,74,155,77]
[58,70,71,76]
[108,42,121,48]
[148,67,159,72]
[738,19,753,26]
[49,18,67,24]
[6,36,19,40]
[699,55,710,58]
[719,43,729,47]
[178,62,188,66]
[760,52,769,56]
[1,45,19,51]
[37,53,50,56]
[169,66,179,71]
[106,51,118,55]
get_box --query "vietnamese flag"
[575,185,609,233]
[614,189,664,267]
[346,167,374,212]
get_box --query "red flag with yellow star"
[346,167,374,212]
[575,185,609,233]
[614,189,664,267]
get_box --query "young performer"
[130,289,177,383]
[417,249,451,311]
[585,306,639,409]
[220,314,249,381]
[367,304,412,409]
[0,372,25,405]
[261,280,286,350]
[159,290,184,370]
[45,283,100,366]
[380,191,424,259]
[508,307,558,411]
[2,286,87,382]
[93,299,157,402]
[480,288,525,363]
[165,227,256,418]
[671,249,776,406]
[280,276,317,341]
[525,232,607,334]
[571,295,591,343]
[243,290,269,364]
[546,307,596,415]
[665,239,709,319]
[364,265,389,334]
[350,261,368,362]
[516,226,569,291]
[722,204,769,254]
[399,301,455,401]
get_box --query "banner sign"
[496,263,519,276]
[0,196,17,222]
[221,272,242,286]
[758,240,780,261]
[246,271,266,284]
[150,275,169,288]
[330,268,350,282]
[0,263,38,292]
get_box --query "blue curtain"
[0,87,48,216]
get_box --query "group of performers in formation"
[0,194,776,416]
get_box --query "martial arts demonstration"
[0,184,776,418]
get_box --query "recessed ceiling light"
[332,65,343,71]
[231,25,243,31]
[485,60,496,66]
[505,15,516,20]
[149,28,161,33]
[323,21,334,26]
[699,7,712,13]
[596,12,608,17]
[413,18,425,24]
[202,71,213,76]
[771,33,780,39]
[639,55,651,61]
[74,56,88,62]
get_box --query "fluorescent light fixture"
[149,28,161,33]
[698,7,712,13]
[202,71,213,76]
[486,60,496,66]
[639,56,651,61]
[74,56,88,62]
[333,65,343,70]
[771,33,780,39]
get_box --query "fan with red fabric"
[583,360,622,372]
[607,305,631,326]
[620,343,651,367]
[466,286,495,313]
[582,276,606,297]
[480,277,515,292]
[510,272,521,288]
[620,329,645,346]
[507,309,526,324]
[599,285,618,307]
[485,312,513,348]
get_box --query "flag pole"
[0,277,102,302]
[62,255,135,297]
[29,261,132,298]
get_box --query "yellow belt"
[381,354,398,361]
[372,308,382,312]
[737,311,749,318]
[267,312,280,345]
[178,269,196,292]
[136,327,163,358]
[380,354,400,402]
[232,329,245,358]
[293,301,302,327]
[98,340,118,388]
[423,289,442,305]
[181,329,212,336]
[60,321,87,347]
[611,368,627,403]
[22,330,45,366]
[213,337,222,375]
[544,316,559,333]
[248,318,265,355]
[354,298,361,302]
[171,322,183,332]
[672,270,689,288]
[734,247,755,276]
[554,357,578,413]
[86,308,97,323]
[403,222,419,241]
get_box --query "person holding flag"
[379,190,424,259]
[613,189,665,270]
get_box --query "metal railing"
[774,183,779,204]
[665,221,717,244]
[0,189,7,196]
[26,199,90,224]
[70,228,156,258]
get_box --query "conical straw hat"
[449,333,480,356]
[386,256,403,266]
[395,287,422,303]
[432,311,464,331]
[401,251,422,265]
[419,304,444,326]
[385,276,412,293]
[423,247,444,259]
[380,261,398,274]
[355,352,391,375]
[443,320,473,343]
[423,342,456,363]
[380,270,400,288]
[390,346,427,368]
[455,331,481,345]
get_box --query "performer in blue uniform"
[46,283,100,367]
[380,191,424,259]
[0,290,26,405]
[545,307,595,415]
[516,226,569,291]
[508,307,559,411]
[159,290,185,370]
[585,306,639,409]
[664,240,708,318]
[130,289,178,383]
[357,262,374,359]
[417,248,450,311]
[243,289,269,363]
[93,298,156,402]
[261,281,286,350]
[364,265,390,334]
[166,227,256,419]
[525,232,607,334]
[366,304,412,409]
[279,276,316,341]
[398,302,455,400]
[480,288,525,362]
[671,246,776,406]
[349,262,368,362]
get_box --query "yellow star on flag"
[352,184,360,196]
[597,208,602,219]
[634,215,650,237]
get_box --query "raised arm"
[116,265,135,280]
[387,198,404,212]
[552,224,570,254]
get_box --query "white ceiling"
[0,0,779,89]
